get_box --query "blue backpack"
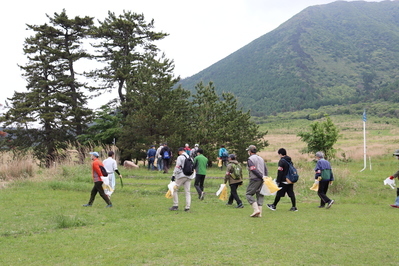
[282,158,299,183]
[221,148,229,158]
[163,150,170,159]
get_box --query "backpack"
[221,149,229,158]
[282,158,299,183]
[182,154,194,176]
[99,165,108,177]
[230,163,242,180]
[163,150,170,159]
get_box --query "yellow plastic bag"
[310,177,321,191]
[165,189,172,199]
[263,176,280,193]
[310,182,319,191]
[219,185,228,201]
[218,159,222,167]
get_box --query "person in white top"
[103,151,122,197]
[155,143,164,171]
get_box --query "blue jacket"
[147,148,156,158]
[315,159,334,181]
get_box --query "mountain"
[177,1,399,116]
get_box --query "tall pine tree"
[89,11,168,117]
[2,10,93,167]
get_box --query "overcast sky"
[1,0,382,109]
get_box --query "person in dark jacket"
[147,145,156,171]
[314,151,335,208]
[267,148,297,211]
[160,143,172,174]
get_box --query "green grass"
[1,159,399,265]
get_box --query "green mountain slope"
[177,1,399,116]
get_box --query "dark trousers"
[228,182,243,205]
[220,157,228,169]
[163,159,170,173]
[88,181,112,205]
[318,180,331,206]
[194,174,206,197]
[273,183,296,207]
[148,157,155,170]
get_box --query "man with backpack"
[246,145,268,217]
[160,143,172,174]
[83,152,112,208]
[193,148,208,200]
[224,154,244,208]
[169,147,193,211]
[218,145,229,170]
[267,148,298,212]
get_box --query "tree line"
[0,10,268,167]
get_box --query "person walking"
[103,151,122,197]
[224,154,244,208]
[183,143,191,155]
[147,145,156,171]
[245,145,268,217]
[169,147,193,211]
[155,143,164,171]
[388,149,399,208]
[193,148,208,200]
[190,143,199,159]
[160,143,172,174]
[267,148,298,211]
[83,152,112,207]
[313,151,335,209]
[218,145,229,170]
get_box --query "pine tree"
[189,82,268,162]
[89,11,168,117]
[2,10,93,167]
[117,53,190,162]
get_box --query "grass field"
[1,116,399,265]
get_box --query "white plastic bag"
[384,177,396,189]
[168,181,177,193]
[101,176,114,196]
[216,184,226,196]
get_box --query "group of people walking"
[147,143,200,174]
[168,144,335,217]
[82,143,336,217]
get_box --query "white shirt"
[103,157,118,174]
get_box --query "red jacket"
[92,158,104,182]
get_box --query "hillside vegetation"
[178,1,399,116]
